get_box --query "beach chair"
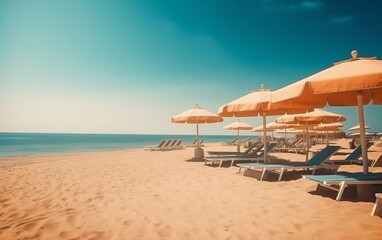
[222,137,238,146]
[237,145,341,181]
[371,193,382,216]
[159,139,174,150]
[303,172,382,201]
[145,139,168,151]
[206,141,263,157]
[186,138,198,147]
[168,139,183,150]
[329,142,374,165]
[204,142,277,167]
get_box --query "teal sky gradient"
[1,0,382,134]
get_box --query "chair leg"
[219,160,223,167]
[371,196,382,216]
[260,169,267,181]
[336,181,347,201]
[278,168,285,181]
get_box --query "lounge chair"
[329,142,374,165]
[204,142,277,167]
[186,138,198,147]
[206,141,263,157]
[303,172,382,201]
[145,139,169,151]
[274,138,305,154]
[168,139,183,150]
[237,145,341,181]
[222,137,238,146]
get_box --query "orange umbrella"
[272,51,382,173]
[314,123,344,146]
[172,105,223,159]
[276,109,346,160]
[223,120,253,152]
[219,84,311,163]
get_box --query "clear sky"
[1,0,382,135]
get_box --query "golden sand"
[0,139,381,240]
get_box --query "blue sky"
[1,0,382,135]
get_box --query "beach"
[1,139,381,240]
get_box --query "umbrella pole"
[196,123,200,149]
[326,130,329,146]
[357,92,369,174]
[306,122,309,161]
[262,114,267,163]
[237,129,240,153]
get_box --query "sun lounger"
[303,172,382,201]
[145,139,169,151]
[204,142,277,167]
[206,141,263,157]
[237,145,341,181]
[371,193,382,216]
[167,139,183,150]
[186,138,198,147]
[329,142,373,165]
[222,137,238,146]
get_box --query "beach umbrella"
[252,125,277,139]
[218,84,311,163]
[265,121,300,139]
[271,50,382,173]
[348,124,370,131]
[223,120,253,152]
[276,109,346,160]
[314,123,344,146]
[348,132,374,137]
[172,105,223,159]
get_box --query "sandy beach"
[1,139,381,240]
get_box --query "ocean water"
[0,133,254,157]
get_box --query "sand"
[0,139,381,240]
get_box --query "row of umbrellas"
[172,50,382,174]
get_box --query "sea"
[0,132,254,157]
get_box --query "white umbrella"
[348,125,370,131]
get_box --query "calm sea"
[0,133,254,157]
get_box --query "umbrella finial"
[351,50,358,59]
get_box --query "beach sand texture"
[0,140,381,240]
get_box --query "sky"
[1,0,382,135]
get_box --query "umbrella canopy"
[348,132,374,137]
[314,123,344,146]
[271,51,382,173]
[223,120,253,152]
[276,109,346,160]
[223,120,253,130]
[218,84,310,162]
[172,105,223,151]
[348,124,370,131]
